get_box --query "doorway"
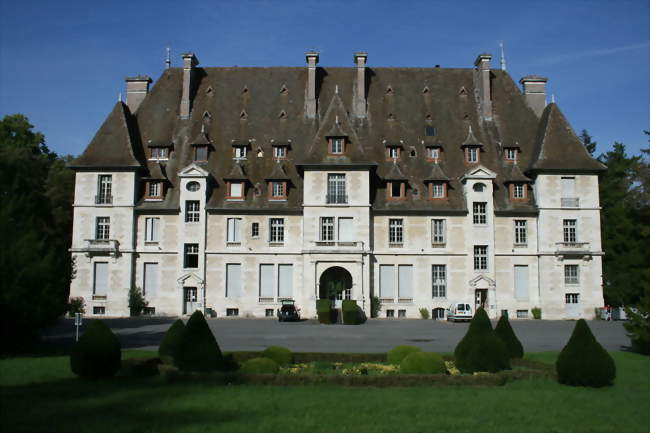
[183,286,198,315]
[319,267,352,309]
[475,289,488,311]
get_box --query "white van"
[446,303,473,322]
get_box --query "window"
[388,181,405,199]
[147,181,162,199]
[251,222,259,238]
[143,307,155,315]
[184,244,199,268]
[273,146,287,160]
[269,218,284,243]
[226,308,239,316]
[95,217,110,240]
[329,137,345,154]
[474,245,488,270]
[379,265,396,299]
[432,265,446,298]
[473,183,485,192]
[227,218,241,243]
[320,217,334,241]
[278,264,293,299]
[505,148,517,161]
[143,263,158,297]
[93,306,106,315]
[398,309,406,318]
[563,219,577,243]
[387,146,400,160]
[269,181,286,200]
[389,219,403,245]
[466,147,479,163]
[259,264,275,299]
[473,202,487,225]
[512,183,526,199]
[432,219,445,245]
[432,308,445,319]
[150,147,168,160]
[565,265,579,285]
[327,174,347,204]
[514,220,527,245]
[265,309,275,317]
[514,265,529,300]
[426,147,440,161]
[226,264,241,297]
[186,181,200,192]
[425,126,436,136]
[561,177,578,207]
[233,146,247,159]
[228,182,244,199]
[398,265,413,300]
[194,145,208,161]
[431,182,446,199]
[185,201,200,222]
[338,217,354,242]
[97,175,112,204]
[145,217,160,243]
[386,309,395,318]
[93,262,108,295]
[565,293,580,304]
[516,310,528,319]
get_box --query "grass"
[1,351,649,433]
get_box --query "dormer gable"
[179,163,210,178]
[461,165,497,183]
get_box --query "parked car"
[277,299,301,322]
[446,303,473,322]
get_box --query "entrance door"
[475,289,488,311]
[565,293,581,318]
[183,287,198,315]
[319,267,352,309]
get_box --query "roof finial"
[335,115,339,124]
[165,46,171,69]
[551,94,556,104]
[118,92,122,102]
[499,41,507,71]
[335,84,339,94]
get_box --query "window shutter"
[226,264,241,297]
[338,217,353,241]
[514,265,529,300]
[561,177,575,197]
[144,263,158,297]
[379,265,395,298]
[231,182,242,197]
[259,264,274,298]
[278,264,293,298]
[93,262,108,295]
[398,265,413,299]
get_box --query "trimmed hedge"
[387,345,422,365]
[454,307,510,373]
[240,357,279,374]
[494,314,524,359]
[174,311,224,372]
[260,346,293,366]
[158,319,185,361]
[342,300,358,325]
[317,299,332,324]
[556,319,616,387]
[400,352,446,374]
[227,351,387,364]
[70,320,121,379]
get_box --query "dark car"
[277,299,301,322]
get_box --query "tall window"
[227,218,241,243]
[431,182,445,198]
[563,219,577,242]
[93,262,108,295]
[185,201,200,222]
[426,147,440,161]
[233,146,247,159]
[473,202,487,224]
[269,218,284,243]
[320,217,334,241]
[565,265,579,285]
[432,219,445,245]
[226,264,241,297]
[150,147,168,160]
[228,182,244,199]
[388,146,400,159]
[184,244,199,268]
[466,147,479,163]
[251,222,259,238]
[95,217,110,240]
[147,181,162,198]
[432,265,446,298]
[270,181,286,199]
[145,217,159,242]
[474,245,488,270]
[143,263,158,297]
[194,145,208,161]
[425,126,436,137]
[327,174,346,204]
[388,182,405,199]
[330,138,345,154]
[97,175,112,204]
[389,219,403,245]
[565,293,580,304]
[505,148,517,161]
[513,183,526,199]
[514,220,527,245]
[273,146,287,160]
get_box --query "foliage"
[556,319,616,387]
[128,286,148,316]
[69,320,121,379]
[454,307,511,373]
[624,287,650,354]
[316,299,332,324]
[342,299,358,324]
[531,307,542,320]
[240,357,279,374]
[158,319,185,361]
[400,352,446,374]
[418,308,430,319]
[174,311,224,372]
[494,314,524,358]
[260,346,293,366]
[370,296,382,318]
[67,297,85,316]
[387,345,422,365]
[228,351,388,364]
[0,114,75,352]
[580,129,597,155]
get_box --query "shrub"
[70,320,121,379]
[158,319,185,361]
[260,346,293,365]
[240,357,279,374]
[494,314,524,359]
[556,319,616,387]
[342,300,358,325]
[531,307,542,320]
[67,297,85,316]
[419,308,430,320]
[370,296,382,318]
[400,352,446,374]
[454,307,510,373]
[624,291,650,355]
[317,299,332,324]
[128,286,147,317]
[174,311,224,372]
[387,345,422,365]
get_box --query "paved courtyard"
[43,317,630,353]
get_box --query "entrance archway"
[319,267,352,307]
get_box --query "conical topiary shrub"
[387,345,422,365]
[494,314,524,359]
[556,319,616,387]
[174,311,224,372]
[70,320,121,379]
[454,307,510,373]
[158,319,185,362]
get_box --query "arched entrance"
[319,266,352,308]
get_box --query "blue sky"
[1,0,648,158]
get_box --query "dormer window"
[269,181,287,200]
[149,147,169,160]
[227,182,245,200]
[505,148,518,162]
[329,137,345,155]
[426,147,440,162]
[387,181,406,200]
[425,126,436,137]
[511,183,527,200]
[145,181,163,200]
[233,146,247,159]
[194,145,208,161]
[273,146,287,160]
[465,147,479,164]
[387,146,400,160]
[429,181,447,199]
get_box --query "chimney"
[305,51,319,118]
[519,75,548,117]
[124,75,152,113]
[180,52,199,119]
[353,52,368,118]
[473,53,493,121]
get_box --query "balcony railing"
[314,240,360,248]
[556,241,590,250]
[326,194,348,204]
[561,197,579,208]
[84,239,119,257]
[95,195,113,205]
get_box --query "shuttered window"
[278,264,293,298]
[145,217,159,242]
[143,263,158,297]
[338,217,353,242]
[226,264,241,297]
[514,265,529,300]
[379,265,396,298]
[398,265,413,299]
[93,262,108,295]
[259,264,274,298]
[227,218,241,243]
[561,177,576,197]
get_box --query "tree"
[580,129,597,155]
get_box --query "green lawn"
[1,351,648,433]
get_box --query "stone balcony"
[560,197,579,208]
[555,241,591,259]
[305,240,366,254]
[83,239,120,257]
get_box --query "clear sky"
[1,0,648,158]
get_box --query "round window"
[473,183,486,192]
[186,181,200,192]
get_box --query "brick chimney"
[519,75,548,117]
[124,75,152,113]
[180,53,199,119]
[305,51,319,119]
[474,53,493,121]
[353,52,368,118]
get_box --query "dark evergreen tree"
[454,307,510,373]
[580,129,597,155]
[174,311,224,372]
[494,314,524,358]
[70,320,121,379]
[158,319,185,360]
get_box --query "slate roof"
[74,61,605,215]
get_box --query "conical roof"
[503,163,531,183]
[424,163,450,181]
[383,161,407,180]
[224,162,247,180]
[460,125,483,148]
[265,162,290,180]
